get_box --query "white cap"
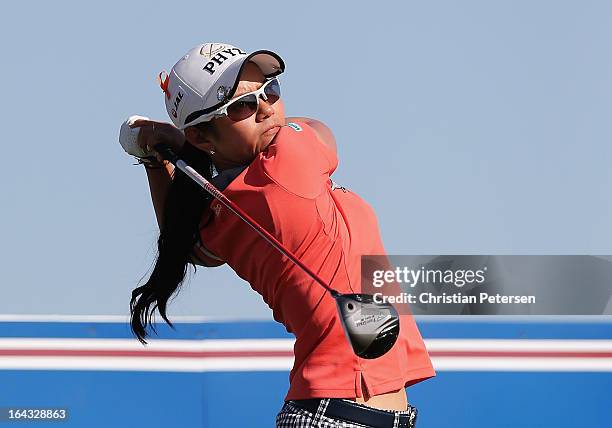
[159,42,284,129]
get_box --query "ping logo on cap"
[199,43,226,58]
[202,47,247,75]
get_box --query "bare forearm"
[145,162,175,229]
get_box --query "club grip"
[153,143,179,165]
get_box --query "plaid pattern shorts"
[275,399,418,428]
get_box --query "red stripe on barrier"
[0,349,611,358]
[429,351,612,358]
[0,349,294,358]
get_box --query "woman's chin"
[259,136,276,152]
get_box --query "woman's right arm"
[129,119,225,266]
[129,119,184,230]
[144,162,175,229]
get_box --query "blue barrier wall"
[0,317,610,428]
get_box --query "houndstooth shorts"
[275,398,417,428]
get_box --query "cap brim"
[238,50,285,79]
[182,50,285,129]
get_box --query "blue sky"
[1,0,610,318]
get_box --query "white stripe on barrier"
[1,338,611,352]
[432,357,612,372]
[0,355,611,372]
[0,356,294,371]
[0,338,295,351]
[425,339,612,352]
[0,338,611,372]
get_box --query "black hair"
[130,122,216,344]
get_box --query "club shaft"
[172,157,338,297]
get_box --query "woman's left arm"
[285,117,337,155]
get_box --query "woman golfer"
[125,42,435,427]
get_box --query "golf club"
[154,143,400,359]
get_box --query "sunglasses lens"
[226,94,258,121]
[225,79,282,122]
[264,79,281,104]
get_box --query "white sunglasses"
[185,78,281,128]
[213,78,281,121]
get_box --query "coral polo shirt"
[197,121,435,401]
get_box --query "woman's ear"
[184,126,215,153]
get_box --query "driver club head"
[334,293,400,359]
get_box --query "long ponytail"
[130,137,215,344]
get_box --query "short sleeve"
[260,121,338,199]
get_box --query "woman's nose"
[256,95,275,119]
